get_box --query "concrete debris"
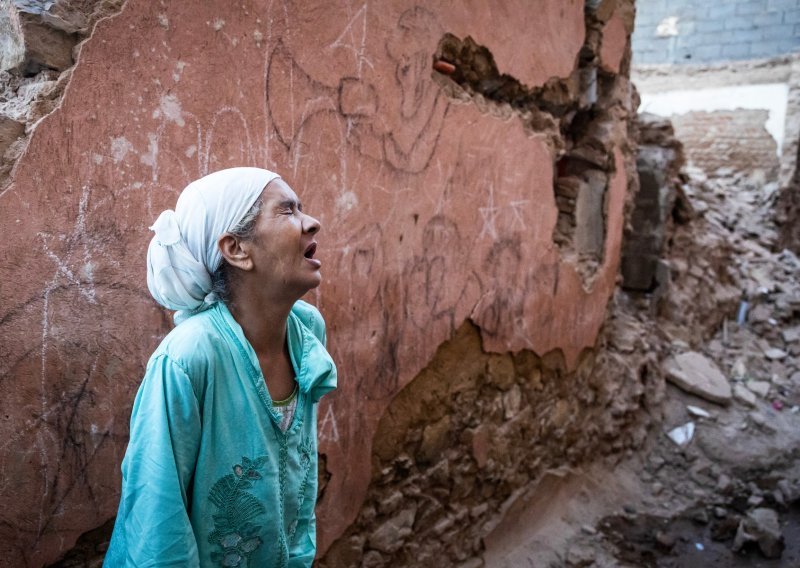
[781,326,800,343]
[733,384,758,407]
[663,352,732,405]
[732,508,785,559]
[368,508,417,554]
[765,347,788,360]
[731,358,747,380]
[746,380,771,398]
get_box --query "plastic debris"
[667,422,695,446]
[772,400,784,411]
[695,542,704,551]
[687,405,711,418]
[433,60,456,75]
[736,300,749,325]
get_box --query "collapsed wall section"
[0,0,638,565]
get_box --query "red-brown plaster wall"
[0,0,629,564]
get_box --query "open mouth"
[304,242,317,259]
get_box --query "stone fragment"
[486,355,515,390]
[777,479,797,503]
[469,425,490,469]
[0,3,25,71]
[734,384,757,407]
[368,507,416,554]
[731,358,747,380]
[362,551,384,568]
[765,348,788,361]
[732,508,784,559]
[376,490,403,515]
[502,384,522,420]
[417,415,451,464]
[781,326,800,343]
[566,544,596,567]
[663,352,732,405]
[0,115,25,157]
[747,380,770,398]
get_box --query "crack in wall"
[429,2,633,287]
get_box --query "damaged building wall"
[632,0,800,65]
[0,0,641,566]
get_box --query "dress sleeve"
[107,355,202,567]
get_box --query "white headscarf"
[146,167,281,323]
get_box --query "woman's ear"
[218,234,254,271]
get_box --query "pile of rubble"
[554,129,800,565]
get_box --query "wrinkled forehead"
[261,177,298,203]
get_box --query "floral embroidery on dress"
[287,437,315,544]
[208,456,268,567]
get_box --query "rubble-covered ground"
[485,165,800,567]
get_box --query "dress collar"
[213,301,336,403]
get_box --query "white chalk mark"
[509,200,529,230]
[319,404,340,443]
[328,3,373,76]
[479,181,499,240]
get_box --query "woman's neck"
[228,288,294,357]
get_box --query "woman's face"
[244,178,322,299]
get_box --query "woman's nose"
[303,213,321,235]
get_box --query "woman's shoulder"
[291,300,326,345]
[150,307,228,374]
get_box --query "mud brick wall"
[0,1,642,566]
[670,109,781,179]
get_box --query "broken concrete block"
[732,508,784,559]
[663,352,732,405]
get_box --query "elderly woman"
[104,168,337,567]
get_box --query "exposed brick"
[695,19,726,33]
[767,0,796,10]
[736,1,768,16]
[753,11,786,25]
[721,42,753,59]
[783,8,800,23]
[724,15,760,30]
[690,44,723,60]
[670,109,780,179]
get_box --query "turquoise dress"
[104,301,337,567]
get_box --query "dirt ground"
[482,166,800,567]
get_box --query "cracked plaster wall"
[0,0,638,565]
